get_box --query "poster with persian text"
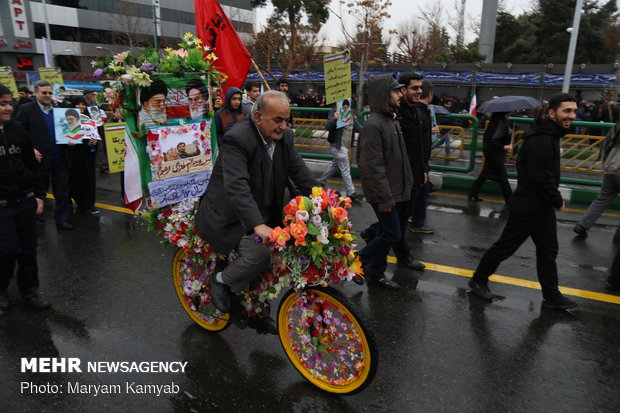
[146,120,212,207]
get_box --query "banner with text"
[324,50,351,105]
[0,67,18,97]
[145,121,213,206]
[104,123,126,173]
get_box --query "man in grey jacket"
[574,118,620,241]
[357,74,423,290]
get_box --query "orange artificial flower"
[331,206,348,223]
[289,220,308,246]
[269,226,291,247]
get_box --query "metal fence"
[290,107,616,186]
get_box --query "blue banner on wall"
[246,70,616,86]
[476,72,542,85]
[543,73,616,86]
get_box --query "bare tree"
[109,2,153,48]
[390,18,445,63]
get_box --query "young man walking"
[468,93,578,309]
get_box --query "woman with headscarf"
[67,96,100,215]
[468,112,513,203]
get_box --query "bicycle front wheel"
[172,248,230,332]
[277,286,377,394]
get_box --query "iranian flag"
[195,0,251,91]
[469,87,477,117]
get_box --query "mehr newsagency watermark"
[19,358,186,397]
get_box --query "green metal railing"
[290,107,615,187]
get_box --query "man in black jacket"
[196,91,319,329]
[468,93,578,309]
[0,85,51,311]
[16,80,74,230]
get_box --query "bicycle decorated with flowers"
[146,187,377,394]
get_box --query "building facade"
[0,0,255,73]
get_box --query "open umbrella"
[478,95,542,113]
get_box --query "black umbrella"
[478,95,542,113]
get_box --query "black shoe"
[468,278,494,300]
[542,295,577,310]
[573,223,587,238]
[23,291,51,310]
[56,222,74,230]
[209,273,232,313]
[468,195,483,202]
[367,277,400,290]
[605,281,620,292]
[397,257,425,271]
[0,290,11,311]
[248,316,278,335]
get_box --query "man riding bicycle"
[196,91,320,332]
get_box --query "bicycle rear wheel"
[277,286,377,394]
[172,248,230,332]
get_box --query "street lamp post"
[562,0,584,93]
[41,0,54,66]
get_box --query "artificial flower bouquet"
[92,32,226,110]
[268,186,364,290]
[145,187,364,316]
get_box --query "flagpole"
[251,59,271,90]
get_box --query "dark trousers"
[410,183,429,228]
[43,157,71,225]
[473,209,561,300]
[609,249,620,287]
[469,151,512,202]
[0,198,39,294]
[69,149,96,209]
[359,201,411,280]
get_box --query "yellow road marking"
[45,194,136,215]
[48,192,620,304]
[387,256,620,305]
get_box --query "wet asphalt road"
[1,172,619,413]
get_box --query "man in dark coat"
[0,84,51,311]
[356,74,422,290]
[16,80,74,230]
[196,91,319,328]
[468,93,578,309]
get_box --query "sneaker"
[573,223,587,238]
[23,291,51,310]
[0,289,11,311]
[348,192,360,201]
[410,225,434,234]
[542,295,577,310]
[468,278,494,300]
[86,207,101,216]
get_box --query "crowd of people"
[2,73,620,321]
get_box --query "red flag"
[195,0,251,90]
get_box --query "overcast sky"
[254,0,538,47]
